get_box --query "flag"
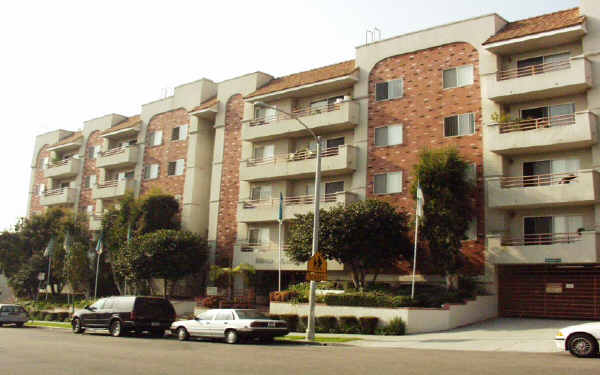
[63,232,71,255]
[278,192,283,222]
[95,233,104,255]
[416,183,425,219]
[43,237,55,257]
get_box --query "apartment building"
[26,2,600,319]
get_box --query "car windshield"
[235,310,269,320]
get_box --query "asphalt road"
[1,326,599,375]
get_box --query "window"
[42,157,49,169]
[520,103,575,126]
[89,298,106,310]
[250,185,271,201]
[465,163,477,183]
[325,181,344,201]
[84,175,97,189]
[168,159,185,176]
[248,227,269,245]
[443,65,474,89]
[148,131,163,146]
[38,184,45,197]
[253,144,274,161]
[121,139,137,147]
[444,113,475,137]
[524,215,583,245]
[375,79,403,101]
[326,137,345,149]
[374,171,403,194]
[171,124,188,141]
[517,53,569,76]
[375,125,403,147]
[197,311,214,320]
[60,182,70,189]
[117,171,135,180]
[522,159,580,186]
[215,311,234,321]
[144,164,160,180]
[255,105,277,121]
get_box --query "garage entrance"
[498,264,600,320]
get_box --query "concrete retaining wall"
[270,295,497,334]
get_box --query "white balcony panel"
[40,188,77,206]
[487,170,600,209]
[233,245,344,272]
[92,179,136,200]
[96,145,139,169]
[44,158,81,179]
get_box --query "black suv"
[72,296,175,337]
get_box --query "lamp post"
[254,102,321,341]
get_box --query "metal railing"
[499,171,579,188]
[501,232,582,246]
[497,113,576,134]
[44,187,71,196]
[245,145,350,167]
[240,192,346,209]
[99,145,135,157]
[96,179,120,189]
[46,158,73,169]
[249,102,343,127]
[237,242,296,265]
[497,59,570,81]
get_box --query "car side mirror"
[85,306,95,311]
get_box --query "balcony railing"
[242,193,342,209]
[47,158,72,169]
[97,179,120,188]
[44,187,70,197]
[497,113,575,134]
[501,232,582,246]
[499,171,579,188]
[497,59,570,81]
[245,146,348,167]
[249,102,343,127]
[99,146,129,157]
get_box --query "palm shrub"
[338,316,360,334]
[359,317,379,334]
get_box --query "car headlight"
[556,331,564,337]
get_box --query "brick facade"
[140,108,189,199]
[216,94,244,266]
[29,145,50,216]
[367,42,485,274]
[79,130,102,215]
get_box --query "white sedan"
[555,322,600,357]
[170,309,288,344]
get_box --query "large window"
[148,131,163,146]
[171,124,188,141]
[248,227,269,245]
[524,215,583,245]
[168,159,185,176]
[374,171,403,194]
[375,125,403,147]
[444,113,475,137]
[250,185,272,201]
[375,79,403,101]
[443,65,474,89]
[144,164,160,180]
[253,144,274,161]
[517,52,569,76]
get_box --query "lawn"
[277,335,361,343]
[25,321,71,329]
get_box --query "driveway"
[339,318,595,352]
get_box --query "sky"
[0,0,580,231]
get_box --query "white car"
[0,304,29,327]
[170,309,288,344]
[555,322,600,357]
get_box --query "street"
[0,327,598,375]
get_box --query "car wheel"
[177,327,189,341]
[16,322,24,328]
[225,329,239,344]
[109,320,124,337]
[72,318,84,334]
[568,333,598,358]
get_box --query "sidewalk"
[295,318,592,353]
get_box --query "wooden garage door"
[499,265,600,320]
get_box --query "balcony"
[488,112,597,155]
[242,101,359,142]
[238,191,358,223]
[88,215,103,231]
[232,243,344,271]
[487,169,600,209]
[96,145,139,169]
[487,231,600,264]
[40,187,77,206]
[44,158,81,179]
[239,145,357,182]
[92,179,136,200]
[485,57,592,103]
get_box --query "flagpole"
[410,213,419,299]
[46,254,51,301]
[278,219,282,292]
[94,252,101,300]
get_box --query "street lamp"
[254,102,321,341]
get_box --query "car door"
[83,298,106,327]
[190,311,215,337]
[212,311,235,337]
[96,298,114,329]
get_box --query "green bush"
[44,313,57,322]
[359,317,379,334]
[56,312,70,321]
[279,314,299,332]
[323,293,392,307]
[64,316,72,322]
[338,316,360,334]
[316,316,338,333]
[391,295,418,307]
[381,317,406,335]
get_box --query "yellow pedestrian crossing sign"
[307,252,327,281]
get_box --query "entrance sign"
[307,253,327,281]
[206,287,218,296]
[546,283,563,294]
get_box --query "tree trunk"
[371,269,380,285]
[109,255,123,295]
[350,266,360,290]
[163,279,167,298]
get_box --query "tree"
[411,147,475,289]
[209,263,256,298]
[286,200,412,290]
[114,229,208,297]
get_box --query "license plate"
[151,322,160,327]
[268,322,275,328]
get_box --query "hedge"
[323,293,392,307]
[338,316,360,334]
[316,316,338,333]
[359,317,379,334]
[279,314,299,332]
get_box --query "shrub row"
[269,291,299,302]
[321,292,469,308]
[268,314,405,335]
[29,311,71,322]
